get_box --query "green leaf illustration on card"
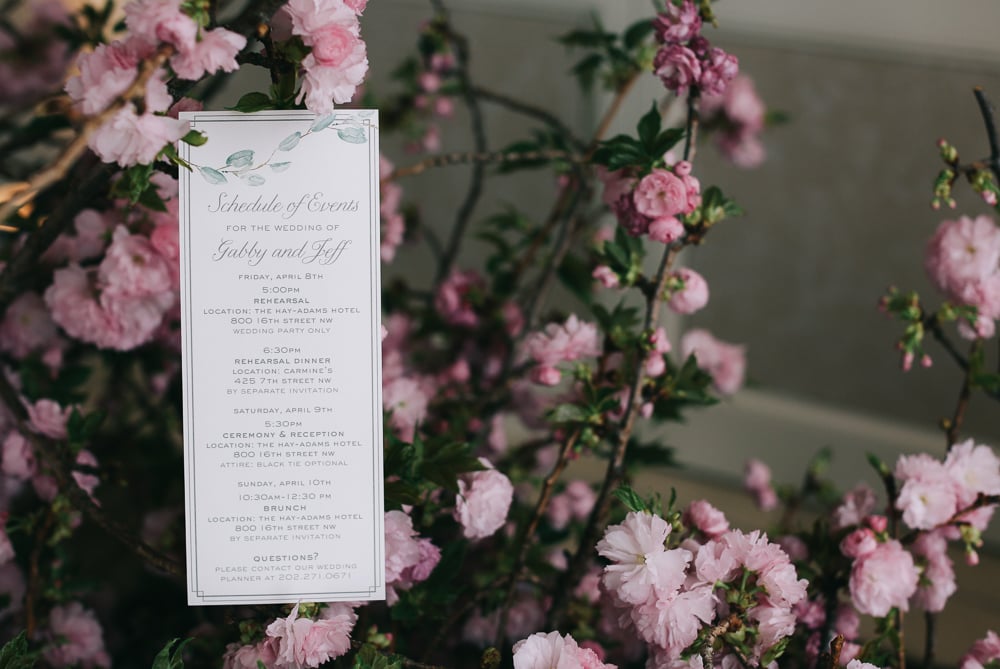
[337,126,367,144]
[310,114,337,132]
[242,174,266,186]
[279,131,302,151]
[270,162,292,172]
[198,166,227,184]
[226,149,254,168]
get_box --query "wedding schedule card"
[178,110,385,605]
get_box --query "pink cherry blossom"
[633,169,689,219]
[667,268,709,315]
[631,585,715,656]
[684,499,729,538]
[435,269,484,327]
[910,531,956,612]
[382,376,429,442]
[384,509,439,604]
[654,44,702,94]
[90,105,189,167]
[454,459,514,540]
[546,480,596,530]
[171,28,246,80]
[100,226,173,298]
[65,40,143,115]
[124,0,196,50]
[699,47,739,96]
[648,216,685,244]
[284,0,358,36]
[592,265,620,288]
[512,631,616,669]
[265,603,355,668]
[2,432,36,480]
[43,602,110,668]
[894,453,959,530]
[0,292,59,358]
[27,398,71,439]
[849,539,919,617]
[839,528,877,559]
[598,512,690,606]
[960,631,1000,669]
[681,328,747,395]
[653,1,701,45]
[523,315,601,385]
[832,483,878,530]
[925,215,1000,322]
[944,439,1000,506]
[742,458,778,510]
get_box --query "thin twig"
[472,86,587,151]
[386,149,582,183]
[431,0,488,285]
[973,87,1000,183]
[923,611,936,669]
[494,430,580,647]
[24,509,55,638]
[944,341,977,448]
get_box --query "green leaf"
[279,131,302,151]
[198,166,227,185]
[353,644,403,669]
[570,53,604,91]
[549,403,588,423]
[623,18,655,49]
[180,130,208,146]
[613,485,649,513]
[637,103,662,150]
[310,114,337,132]
[558,28,617,49]
[270,162,292,172]
[651,127,686,158]
[230,91,273,113]
[151,638,192,669]
[242,174,266,186]
[226,149,254,169]
[337,127,367,144]
[0,632,34,669]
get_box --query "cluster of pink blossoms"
[384,509,441,604]
[406,45,457,154]
[894,439,1000,533]
[280,0,369,115]
[924,214,1000,339]
[454,458,514,540]
[44,176,180,351]
[835,441,998,616]
[680,329,746,396]
[652,0,738,97]
[512,631,616,669]
[597,508,807,666]
[961,631,1000,669]
[600,159,701,241]
[66,0,245,166]
[224,603,358,669]
[522,315,602,386]
[700,75,767,169]
[42,601,111,668]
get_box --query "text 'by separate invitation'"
[179,110,384,606]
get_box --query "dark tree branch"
[431,0,488,285]
[472,86,587,151]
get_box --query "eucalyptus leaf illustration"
[337,126,367,144]
[270,162,292,172]
[198,166,227,185]
[310,114,337,132]
[357,110,375,118]
[242,174,266,186]
[279,132,302,151]
[226,149,254,168]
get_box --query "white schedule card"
[178,110,384,605]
